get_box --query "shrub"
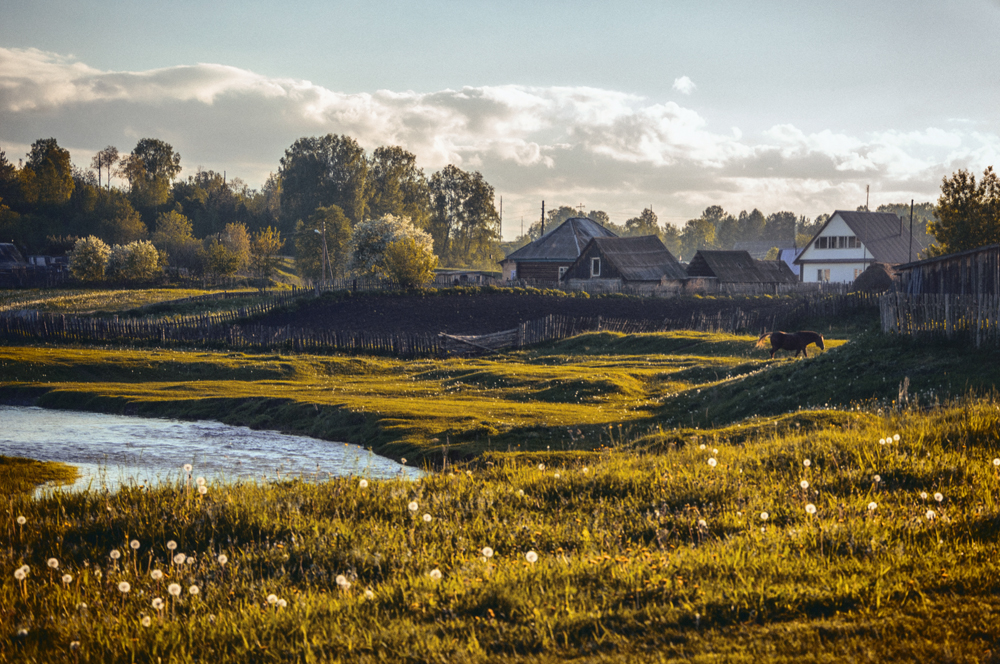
[106,240,161,282]
[68,235,111,281]
[383,236,439,288]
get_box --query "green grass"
[0,287,269,315]
[0,455,78,495]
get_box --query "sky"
[1,0,999,238]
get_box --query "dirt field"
[254,291,799,335]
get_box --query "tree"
[249,227,284,285]
[877,201,936,243]
[295,205,352,281]
[123,138,181,212]
[623,208,659,236]
[367,146,431,227]
[205,238,242,280]
[737,209,767,242]
[349,214,433,278]
[660,223,682,257]
[90,146,120,190]
[764,211,798,243]
[220,222,251,272]
[96,190,147,244]
[151,210,200,274]
[278,134,369,232]
[25,138,74,207]
[428,165,500,267]
[69,235,111,281]
[928,166,1000,255]
[680,217,717,261]
[382,236,438,288]
[106,240,161,281]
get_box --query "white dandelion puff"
[109,549,121,560]
[150,569,163,581]
[800,480,809,490]
[130,540,140,550]
[934,492,944,503]
[141,616,151,627]
[868,502,878,511]
[429,568,442,580]
[358,479,368,489]
[408,501,419,512]
[707,458,717,467]
[482,547,494,559]
[47,558,59,569]
[166,540,177,551]
[926,510,936,520]
[266,594,278,605]
[62,573,73,584]
[198,485,208,495]
[189,585,199,596]
[196,477,206,486]
[805,504,817,515]
[152,598,164,610]
[760,512,769,521]
[173,553,186,565]
[364,588,375,600]
[168,583,182,597]
[118,581,131,593]
[525,551,538,564]
[16,515,26,525]
[423,513,432,522]
[183,464,193,473]
[217,554,228,566]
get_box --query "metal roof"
[501,217,617,263]
[797,210,930,265]
[578,235,687,281]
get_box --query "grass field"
[5,311,1000,661]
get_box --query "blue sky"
[2,0,999,236]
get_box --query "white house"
[794,210,929,283]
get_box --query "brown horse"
[756,331,825,359]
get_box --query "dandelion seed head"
[130,540,140,550]
[14,568,25,580]
[17,628,27,637]
[278,598,287,608]
[166,540,177,551]
[926,510,936,520]
[517,489,525,497]
[189,585,199,596]
[538,464,545,471]
[803,459,811,468]
[893,434,900,441]
[422,513,432,523]
[482,546,494,559]
[554,473,560,479]
[152,598,164,610]
[16,516,26,525]
[173,553,186,565]
[141,616,151,627]
[760,512,769,521]
[993,458,1000,467]
[358,479,368,489]
[336,575,349,588]
[707,458,717,467]
[109,549,121,560]
[868,502,878,511]
[150,569,163,580]
[934,492,944,503]
[47,558,59,569]
[879,438,886,445]
[582,467,589,474]
[168,583,181,597]
[198,485,208,495]
[920,492,928,500]
[267,594,278,604]
[429,568,442,580]
[407,501,418,512]
[698,519,707,528]
[800,480,809,489]
[873,475,881,483]
[62,573,73,584]
[364,588,375,600]
[183,464,193,473]
[805,504,817,515]
[118,581,131,593]
[196,477,206,486]
[217,554,228,566]
[699,444,706,450]
[525,551,538,564]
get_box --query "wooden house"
[561,235,687,293]
[686,250,798,293]
[500,217,617,281]
[794,210,929,283]
[895,244,1000,296]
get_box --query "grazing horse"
[756,331,825,359]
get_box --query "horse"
[756,331,825,359]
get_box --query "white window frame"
[591,257,601,277]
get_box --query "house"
[433,269,500,286]
[686,250,798,288]
[499,217,617,281]
[794,210,929,283]
[895,244,1000,297]
[561,235,687,292]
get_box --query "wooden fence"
[880,292,1000,347]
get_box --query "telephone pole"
[540,200,545,238]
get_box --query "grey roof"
[579,235,687,281]
[0,243,26,268]
[687,250,797,283]
[502,217,617,263]
[732,240,797,260]
[799,210,930,264]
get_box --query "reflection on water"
[0,405,421,493]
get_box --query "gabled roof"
[798,210,930,264]
[575,235,687,281]
[687,250,797,283]
[0,243,26,267]
[502,217,617,263]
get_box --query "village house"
[500,217,617,281]
[561,235,687,293]
[794,210,929,283]
[685,250,798,292]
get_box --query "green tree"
[367,146,431,227]
[660,223,682,257]
[151,210,200,274]
[123,138,181,213]
[68,235,111,281]
[96,190,147,245]
[249,227,284,286]
[205,238,242,280]
[428,165,500,267]
[382,236,438,288]
[90,146,120,190]
[623,208,659,236]
[295,205,353,282]
[928,167,1000,255]
[737,209,767,242]
[25,138,74,207]
[220,222,251,272]
[349,214,433,278]
[278,134,369,232]
[764,211,797,243]
[680,217,717,261]
[877,201,936,243]
[106,240,161,282]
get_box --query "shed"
[895,244,1000,296]
[500,217,617,281]
[687,250,796,284]
[562,235,686,288]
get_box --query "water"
[0,405,421,492]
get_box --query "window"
[854,268,863,279]
[591,257,601,277]
[558,266,567,279]
[816,237,828,249]
[817,269,830,282]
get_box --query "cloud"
[672,76,696,95]
[1,47,997,232]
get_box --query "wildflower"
[151,569,163,580]
[336,575,350,589]
[171,552,187,565]
[760,512,769,521]
[16,515,26,525]
[47,558,59,569]
[582,467,589,474]
[707,458,717,467]
[429,568,442,580]
[358,479,368,489]
[166,540,177,551]
[993,458,1000,467]
[805,504,817,515]
[217,554,228,566]
[278,598,287,608]
[422,513,432,522]
[803,459,811,468]
[266,594,278,605]
[408,501,419,512]
[364,588,375,600]
[800,480,809,490]
[110,549,121,560]
[934,492,944,503]
[130,540,140,551]
[893,434,900,441]
[713,448,719,454]
[196,477,206,486]
[538,464,546,471]
[189,585,200,596]
[525,551,538,564]
[699,444,706,450]
[517,489,525,497]
[879,438,886,445]
[168,584,181,597]
[697,519,707,528]
[482,546,494,559]
[141,616,152,627]
[183,464,193,473]
[926,510,936,520]
[920,492,928,500]
[868,502,878,511]
[198,486,208,495]
[118,581,131,593]
[14,568,26,580]
[873,475,881,483]
[62,573,73,584]
[152,598,164,610]
[554,473,561,479]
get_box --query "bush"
[68,235,111,281]
[383,236,439,288]
[349,214,434,278]
[106,240,161,282]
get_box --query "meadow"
[4,308,1000,661]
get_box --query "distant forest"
[0,134,936,273]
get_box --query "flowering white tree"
[106,240,161,281]
[68,236,111,281]
[349,214,434,279]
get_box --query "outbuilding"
[561,235,687,293]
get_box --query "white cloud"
[672,76,696,95]
[1,47,997,232]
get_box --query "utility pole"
[314,222,331,288]
[866,185,870,211]
[540,201,545,238]
[908,199,914,263]
[499,196,503,238]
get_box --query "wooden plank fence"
[880,292,1000,347]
